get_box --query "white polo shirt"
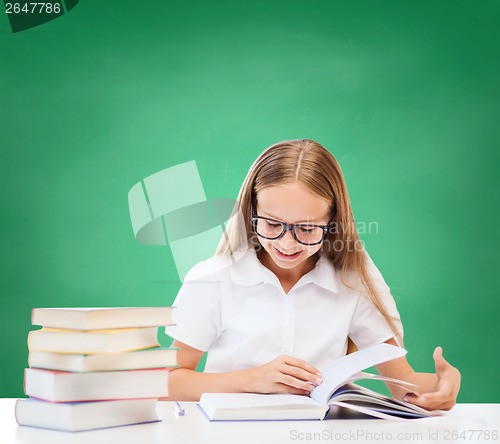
[165,248,403,373]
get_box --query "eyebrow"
[259,211,328,225]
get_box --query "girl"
[165,139,461,410]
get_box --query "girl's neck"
[257,249,319,293]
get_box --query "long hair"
[216,139,402,345]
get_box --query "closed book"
[28,347,178,372]
[24,368,169,402]
[31,307,173,330]
[15,398,160,432]
[28,327,159,354]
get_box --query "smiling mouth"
[274,247,302,259]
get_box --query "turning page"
[310,343,407,405]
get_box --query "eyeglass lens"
[254,218,325,244]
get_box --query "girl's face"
[255,183,331,274]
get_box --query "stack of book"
[15,307,177,432]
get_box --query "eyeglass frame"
[250,206,336,246]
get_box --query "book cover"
[15,398,160,432]
[24,368,170,402]
[31,307,174,330]
[28,327,160,354]
[28,347,178,372]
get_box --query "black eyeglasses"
[250,208,335,246]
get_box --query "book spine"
[23,368,27,396]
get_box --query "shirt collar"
[294,253,339,294]
[229,248,271,286]
[229,248,339,294]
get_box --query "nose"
[277,228,298,249]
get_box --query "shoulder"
[183,254,233,283]
[174,248,265,311]
[183,247,262,285]
[333,250,385,289]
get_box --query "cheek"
[302,244,322,257]
[257,238,273,253]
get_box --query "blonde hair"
[216,139,402,346]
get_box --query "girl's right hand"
[246,355,323,396]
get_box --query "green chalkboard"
[1,0,499,402]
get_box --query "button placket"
[282,291,296,356]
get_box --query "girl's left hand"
[404,347,461,411]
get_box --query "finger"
[282,363,323,385]
[411,397,453,411]
[274,383,312,396]
[433,346,450,374]
[282,356,321,376]
[278,373,317,392]
[404,391,448,410]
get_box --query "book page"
[329,384,436,416]
[342,371,416,391]
[198,393,328,420]
[332,400,410,421]
[310,343,407,405]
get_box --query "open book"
[198,343,442,421]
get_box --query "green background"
[1,0,499,401]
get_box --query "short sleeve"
[164,277,222,352]
[348,252,404,349]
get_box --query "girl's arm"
[375,338,461,411]
[168,340,323,401]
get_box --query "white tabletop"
[2,399,499,444]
